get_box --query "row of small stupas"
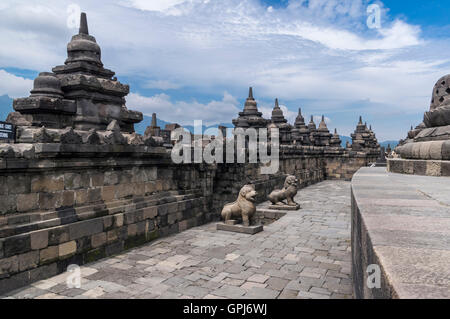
[3,13,380,158]
[230,87,380,153]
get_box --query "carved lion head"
[239,185,257,202]
[284,175,298,189]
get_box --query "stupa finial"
[274,98,280,109]
[151,113,157,127]
[79,12,89,35]
[248,87,253,99]
[359,116,363,124]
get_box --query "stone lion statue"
[268,175,300,208]
[221,185,257,226]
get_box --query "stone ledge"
[216,223,263,235]
[268,205,300,211]
[351,167,450,299]
[388,158,450,176]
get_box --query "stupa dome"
[430,74,450,111]
[243,87,258,113]
[30,72,64,98]
[65,13,102,67]
[318,115,329,132]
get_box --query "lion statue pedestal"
[217,184,263,235]
[268,175,301,211]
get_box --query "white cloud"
[122,0,189,15]
[0,0,448,140]
[0,69,33,98]
[260,103,299,124]
[127,91,240,125]
[144,80,182,90]
[275,20,421,51]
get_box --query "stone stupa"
[270,99,292,144]
[291,108,311,145]
[233,87,268,129]
[390,74,450,176]
[315,115,332,146]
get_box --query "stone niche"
[390,74,450,176]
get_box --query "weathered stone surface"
[221,185,257,227]
[17,193,39,212]
[58,241,77,257]
[268,205,300,211]
[7,175,31,194]
[60,128,82,144]
[216,223,263,235]
[32,175,64,192]
[268,175,300,209]
[30,231,48,250]
[4,235,31,257]
[352,167,450,299]
[39,246,58,263]
[69,219,103,240]
[18,251,39,271]
[0,256,18,277]
[4,181,353,299]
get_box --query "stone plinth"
[216,223,263,235]
[388,158,450,176]
[268,205,300,211]
[351,167,450,299]
[255,209,286,225]
[394,75,450,172]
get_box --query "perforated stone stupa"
[390,74,450,176]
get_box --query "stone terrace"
[3,181,352,299]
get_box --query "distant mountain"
[134,115,171,135]
[380,141,399,149]
[0,95,13,121]
[339,135,398,149]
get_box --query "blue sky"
[0,0,450,141]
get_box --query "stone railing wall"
[0,144,374,294]
[326,154,378,181]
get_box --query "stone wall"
[388,158,450,177]
[0,153,218,294]
[325,155,377,181]
[0,146,374,294]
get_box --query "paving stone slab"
[4,181,352,300]
[216,223,263,235]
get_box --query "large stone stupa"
[10,13,143,133]
[390,74,450,176]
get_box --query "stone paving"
[2,180,352,299]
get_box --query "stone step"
[0,190,202,238]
